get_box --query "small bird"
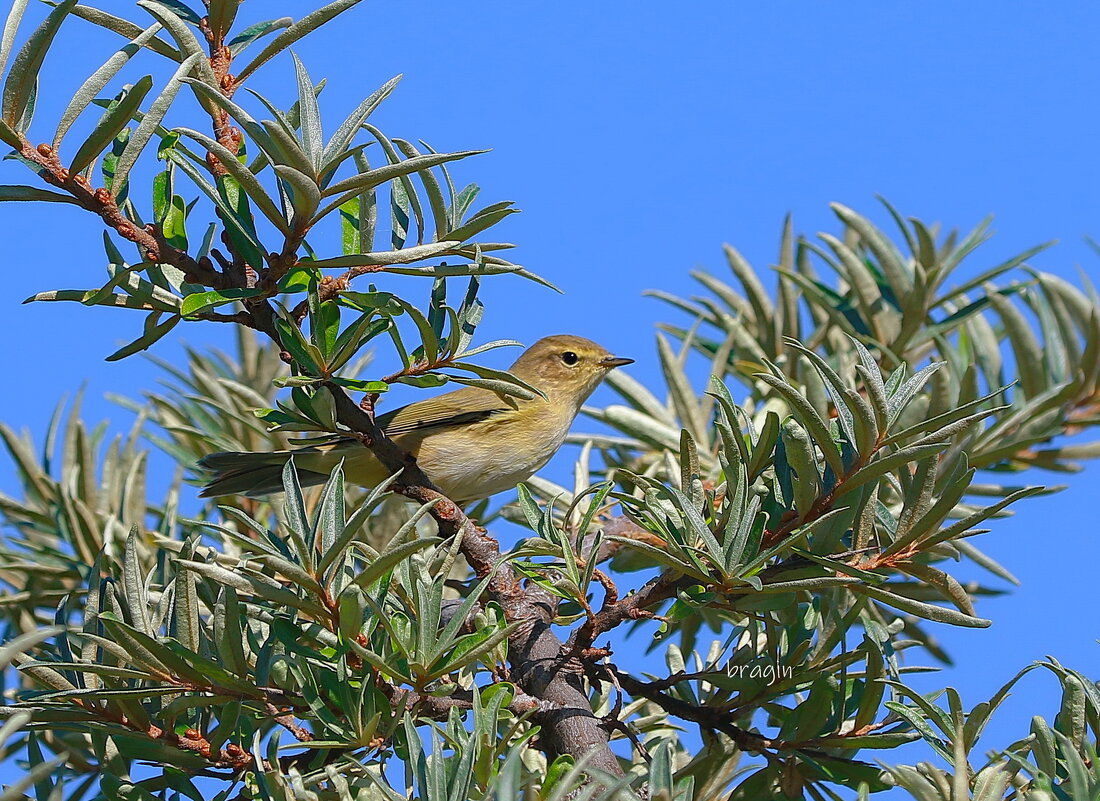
[198,334,632,502]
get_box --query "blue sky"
[1,0,1099,794]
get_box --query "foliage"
[0,1,1099,799]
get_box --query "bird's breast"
[404,404,572,502]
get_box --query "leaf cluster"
[1,0,1099,797]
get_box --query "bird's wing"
[376,385,515,437]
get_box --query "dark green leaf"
[106,312,181,361]
[228,17,291,54]
[179,288,262,317]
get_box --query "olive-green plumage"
[198,335,632,502]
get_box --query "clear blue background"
[1,1,1098,795]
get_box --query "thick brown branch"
[326,384,528,605]
[506,585,625,777]
[324,383,624,777]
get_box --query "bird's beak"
[599,355,634,369]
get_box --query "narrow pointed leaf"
[2,0,78,127]
[68,76,153,174]
[112,52,201,197]
[234,0,364,85]
[0,185,79,203]
[54,22,163,148]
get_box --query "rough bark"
[327,382,625,777]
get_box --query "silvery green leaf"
[274,163,321,228]
[853,583,990,628]
[723,242,774,340]
[291,52,323,169]
[1,0,77,127]
[394,136,450,243]
[898,561,976,616]
[815,233,883,324]
[0,752,67,800]
[887,361,946,424]
[53,22,163,148]
[831,201,911,294]
[915,486,1044,554]
[151,0,201,24]
[175,126,289,233]
[0,0,30,78]
[605,367,675,427]
[68,77,153,175]
[65,4,181,59]
[308,241,464,269]
[350,536,439,592]
[136,1,216,84]
[0,627,64,672]
[382,262,541,284]
[454,339,522,360]
[112,52,202,198]
[234,0,364,85]
[122,528,152,635]
[314,149,485,220]
[836,442,948,498]
[657,332,707,444]
[324,78,402,170]
[989,289,1046,399]
[165,149,265,256]
[448,361,545,399]
[443,201,519,244]
[755,372,844,479]
[106,311,181,361]
[0,185,78,203]
[176,558,326,617]
[182,78,277,155]
[173,540,200,652]
[600,404,681,452]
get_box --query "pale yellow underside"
[289,402,574,503]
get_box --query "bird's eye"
[561,351,579,366]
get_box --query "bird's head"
[509,334,633,408]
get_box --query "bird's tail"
[197,450,331,498]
